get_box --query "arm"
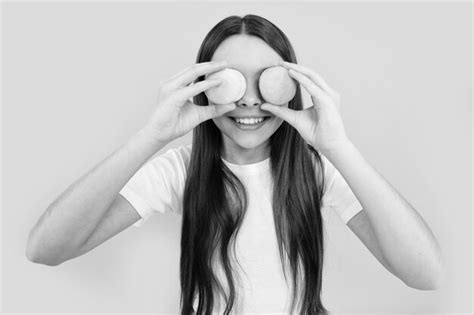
[26,127,167,266]
[261,61,445,290]
[26,60,235,266]
[324,139,446,290]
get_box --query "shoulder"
[319,153,335,180]
[307,147,335,189]
[153,143,192,171]
[146,144,192,196]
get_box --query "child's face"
[210,34,286,152]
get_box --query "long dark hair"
[180,14,328,314]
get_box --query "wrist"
[319,138,354,161]
[135,126,170,148]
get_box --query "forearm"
[26,127,167,264]
[322,139,445,289]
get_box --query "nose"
[237,77,263,107]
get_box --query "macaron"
[204,68,247,105]
[259,66,297,105]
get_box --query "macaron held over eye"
[258,66,297,105]
[204,68,246,105]
[204,66,297,105]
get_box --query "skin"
[213,35,442,291]
[209,34,445,290]
[262,62,446,290]
[210,34,286,165]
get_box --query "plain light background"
[2,1,472,314]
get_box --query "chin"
[230,136,270,150]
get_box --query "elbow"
[404,257,447,291]
[26,233,64,267]
[430,268,447,290]
[25,242,38,263]
[26,247,62,266]
[405,270,446,290]
[403,236,447,291]
[426,260,447,290]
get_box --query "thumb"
[198,103,237,122]
[260,103,297,126]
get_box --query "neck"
[222,140,270,165]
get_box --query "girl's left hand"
[260,61,350,156]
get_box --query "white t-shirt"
[119,143,363,313]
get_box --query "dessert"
[204,68,247,105]
[259,66,297,105]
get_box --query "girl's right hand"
[142,60,236,144]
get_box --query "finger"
[287,69,331,110]
[167,61,215,82]
[280,61,336,96]
[196,103,237,123]
[178,78,223,100]
[167,61,228,89]
[260,103,298,127]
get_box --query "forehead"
[211,34,283,76]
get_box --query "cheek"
[211,116,223,126]
[211,116,234,134]
[268,117,284,134]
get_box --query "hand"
[260,61,350,155]
[142,61,236,144]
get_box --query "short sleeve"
[119,144,191,227]
[320,154,363,225]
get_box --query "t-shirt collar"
[221,156,271,175]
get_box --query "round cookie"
[204,68,246,105]
[259,66,297,105]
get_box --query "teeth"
[235,117,265,125]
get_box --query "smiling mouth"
[228,116,272,125]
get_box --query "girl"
[27,14,445,315]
